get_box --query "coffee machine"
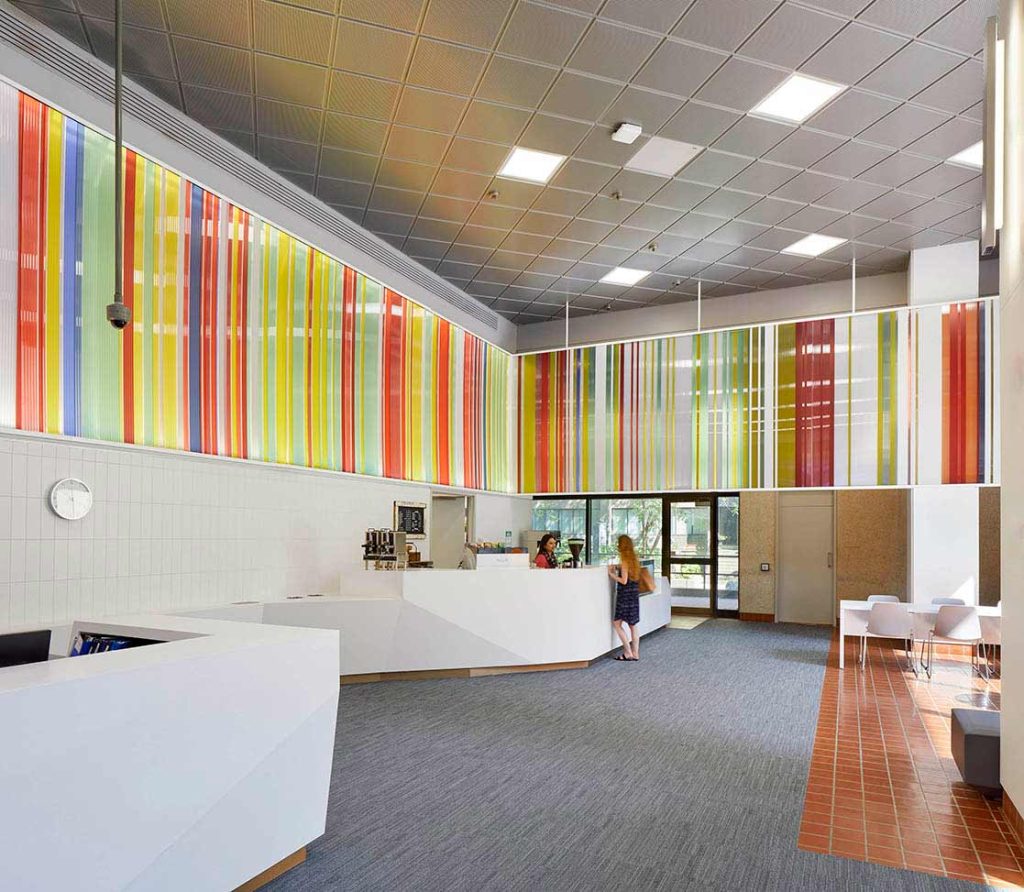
[566,538,585,569]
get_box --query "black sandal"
[614,654,631,661]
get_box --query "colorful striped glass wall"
[0,85,515,492]
[519,301,999,494]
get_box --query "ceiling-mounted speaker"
[982,15,1004,255]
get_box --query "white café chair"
[867,595,900,603]
[861,602,917,674]
[932,597,966,605]
[921,605,986,680]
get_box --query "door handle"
[827,551,833,568]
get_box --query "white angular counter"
[0,614,339,892]
[186,567,671,678]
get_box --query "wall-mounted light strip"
[982,16,1005,253]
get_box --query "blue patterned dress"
[614,576,640,625]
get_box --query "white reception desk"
[186,566,671,679]
[0,614,339,891]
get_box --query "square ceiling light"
[600,267,649,286]
[751,74,845,123]
[497,146,565,183]
[624,136,702,177]
[948,141,983,169]
[782,233,847,257]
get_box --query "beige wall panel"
[739,491,776,615]
[979,487,1001,605]
[835,489,908,603]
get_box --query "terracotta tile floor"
[799,636,1024,888]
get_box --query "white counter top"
[0,614,339,891]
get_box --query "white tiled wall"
[0,431,527,632]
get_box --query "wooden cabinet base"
[341,661,590,685]
[235,847,306,892]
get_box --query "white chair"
[867,595,900,603]
[921,605,985,679]
[932,597,966,605]
[861,602,917,674]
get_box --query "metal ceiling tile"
[325,73,400,120]
[409,217,464,241]
[173,36,252,93]
[541,72,623,121]
[771,170,842,203]
[660,256,711,277]
[550,158,617,193]
[605,225,663,249]
[604,169,667,202]
[735,196,802,225]
[419,194,477,223]
[580,195,640,224]
[801,23,907,85]
[858,220,921,246]
[405,237,452,260]
[754,252,806,272]
[726,160,797,194]
[568,259,609,280]
[431,167,489,200]
[738,3,844,69]
[278,170,316,191]
[858,0,961,37]
[487,247,533,269]
[498,2,589,65]
[921,0,996,55]
[891,229,955,250]
[855,190,927,220]
[649,179,715,211]
[743,227,805,251]
[583,244,634,266]
[658,102,742,148]
[913,60,984,116]
[858,42,962,101]
[258,135,319,173]
[894,198,967,229]
[668,213,726,239]
[515,270,560,289]
[935,208,979,235]
[623,204,684,232]
[679,150,751,187]
[601,0,692,31]
[518,210,573,236]
[722,245,777,266]
[694,188,759,219]
[559,217,616,242]
[443,137,510,173]
[319,147,379,182]
[14,5,89,49]
[85,21,177,80]
[820,213,887,238]
[573,127,649,165]
[811,140,892,178]
[705,219,769,246]
[900,164,978,198]
[815,179,888,211]
[684,241,736,262]
[600,88,685,134]
[421,0,514,49]
[567,20,661,81]
[437,259,483,279]
[646,232,697,256]
[342,0,426,32]
[407,39,488,95]
[369,185,426,215]
[673,0,779,53]
[713,116,793,157]
[255,55,327,106]
[941,177,983,205]
[316,176,371,206]
[962,100,984,123]
[320,111,388,152]
[531,187,591,216]
[763,130,847,169]
[528,256,575,275]
[856,104,950,149]
[395,87,468,133]
[477,56,559,108]
[334,19,414,80]
[500,231,553,254]
[806,89,898,137]
[693,57,788,112]
[855,150,939,191]
[134,76,183,109]
[459,224,506,247]
[168,0,252,48]
[486,178,544,208]
[779,204,845,232]
[790,257,845,278]
[184,85,254,131]
[730,268,779,286]
[633,40,725,99]
[544,239,592,260]
[517,113,591,155]
[458,100,531,142]
[253,2,330,62]
[905,116,982,161]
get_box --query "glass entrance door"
[662,494,738,617]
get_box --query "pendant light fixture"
[105,0,131,331]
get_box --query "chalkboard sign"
[394,501,427,539]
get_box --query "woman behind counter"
[535,533,559,569]
[608,534,642,661]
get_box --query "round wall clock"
[49,478,93,521]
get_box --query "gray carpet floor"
[266,620,992,891]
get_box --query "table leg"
[839,610,845,669]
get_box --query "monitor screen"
[0,630,52,668]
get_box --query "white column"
[907,240,980,305]
[999,0,1024,822]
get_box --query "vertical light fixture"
[106,0,131,330]
[851,256,857,313]
[983,15,1005,253]
[696,280,702,332]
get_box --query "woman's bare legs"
[613,619,634,658]
[629,624,639,659]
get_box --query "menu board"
[394,501,427,539]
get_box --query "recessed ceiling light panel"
[781,234,847,257]
[624,136,703,177]
[612,122,643,144]
[751,74,845,123]
[948,141,983,169]
[497,146,565,183]
[600,267,649,286]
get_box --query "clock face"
[49,478,93,521]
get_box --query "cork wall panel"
[739,491,777,616]
[835,489,908,603]
[979,487,1001,605]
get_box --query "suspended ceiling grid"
[13,0,992,323]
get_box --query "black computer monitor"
[0,630,52,668]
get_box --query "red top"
[535,551,558,569]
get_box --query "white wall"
[516,272,907,353]
[908,240,980,305]
[471,491,534,545]
[0,430,523,632]
[907,486,980,605]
